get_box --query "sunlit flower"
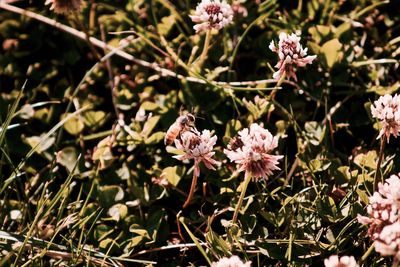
[371,94,400,143]
[211,255,251,267]
[375,222,400,259]
[224,123,283,179]
[45,0,83,14]
[269,32,316,81]
[190,0,234,33]
[324,255,359,267]
[357,174,400,240]
[174,130,220,177]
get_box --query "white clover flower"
[269,32,317,81]
[224,123,283,180]
[375,222,400,259]
[357,173,400,240]
[371,94,400,143]
[45,0,83,14]
[211,255,251,267]
[190,0,234,33]
[174,130,220,177]
[324,255,359,267]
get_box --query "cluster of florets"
[324,255,359,267]
[269,32,317,81]
[224,123,283,180]
[211,255,251,267]
[190,0,234,33]
[174,129,220,177]
[358,174,400,260]
[371,94,400,143]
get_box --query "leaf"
[92,136,114,169]
[367,82,400,96]
[24,134,55,153]
[98,185,124,208]
[144,131,165,144]
[161,166,184,186]
[141,115,160,138]
[108,204,128,221]
[320,38,343,68]
[61,113,84,135]
[157,15,175,35]
[56,146,79,173]
[304,121,326,146]
[83,111,106,128]
[353,150,377,169]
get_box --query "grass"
[0,0,399,266]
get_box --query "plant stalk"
[374,137,385,191]
[196,29,212,69]
[232,171,252,225]
[182,168,199,209]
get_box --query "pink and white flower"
[324,255,359,267]
[375,222,400,260]
[357,174,400,240]
[371,94,400,143]
[211,255,251,267]
[224,123,283,179]
[190,0,234,33]
[174,130,220,177]
[269,32,317,81]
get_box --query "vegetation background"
[0,0,400,266]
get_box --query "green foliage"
[0,0,399,266]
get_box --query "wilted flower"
[357,174,400,240]
[269,32,317,81]
[224,123,283,179]
[174,130,220,177]
[190,0,234,33]
[375,222,400,260]
[370,94,400,143]
[324,255,359,267]
[45,0,83,14]
[211,255,251,267]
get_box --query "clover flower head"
[371,94,400,143]
[375,222,400,259]
[224,123,283,180]
[324,255,359,267]
[379,174,400,201]
[357,174,400,239]
[190,0,234,33]
[269,32,316,81]
[45,0,83,14]
[174,130,220,177]
[211,255,251,267]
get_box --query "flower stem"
[232,172,252,225]
[360,242,375,264]
[196,29,212,69]
[374,137,385,191]
[267,72,286,122]
[182,169,199,209]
